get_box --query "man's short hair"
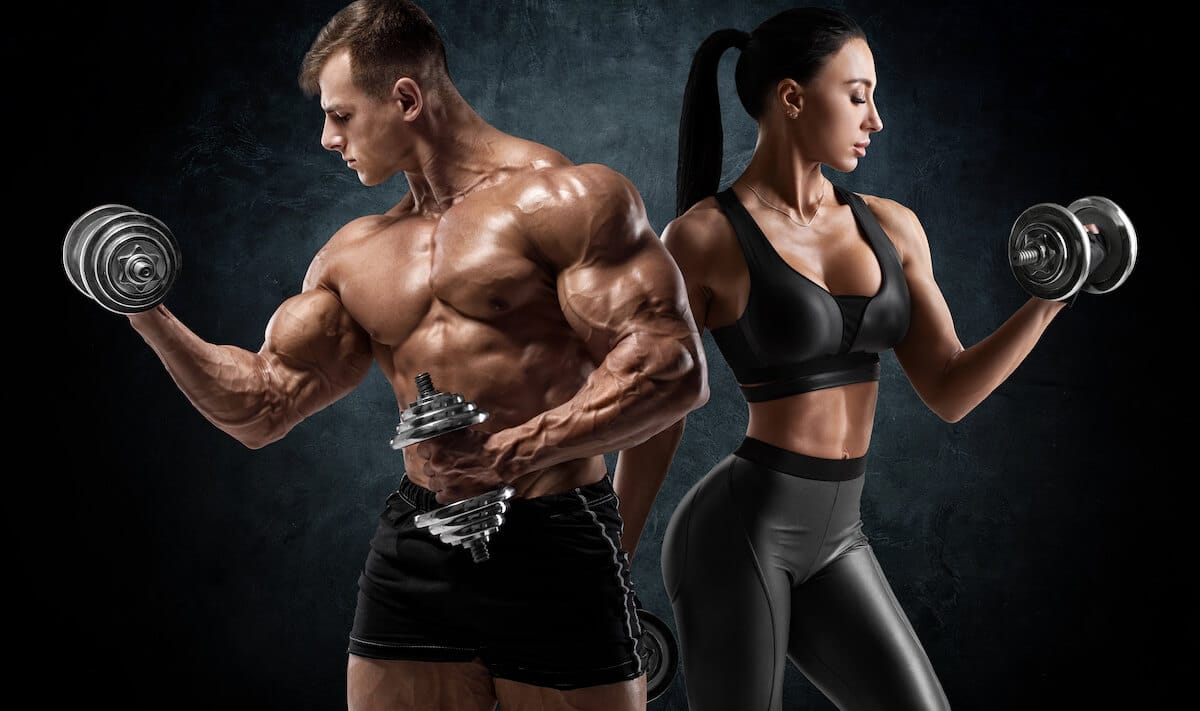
[298,0,450,100]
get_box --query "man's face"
[317,50,413,186]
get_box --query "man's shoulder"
[561,162,634,191]
[486,162,650,266]
[315,210,430,260]
[488,132,637,204]
[302,210,427,288]
[326,213,407,246]
[511,162,640,213]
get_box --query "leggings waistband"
[733,437,865,481]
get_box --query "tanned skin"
[126,47,707,711]
[620,37,1082,553]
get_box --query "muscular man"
[120,1,708,709]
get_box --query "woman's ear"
[777,78,803,119]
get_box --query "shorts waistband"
[395,473,616,513]
[397,475,443,512]
[734,437,865,481]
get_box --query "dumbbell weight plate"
[414,486,516,530]
[81,211,181,314]
[62,204,136,297]
[435,515,506,546]
[1008,202,1090,301]
[413,485,515,562]
[638,608,679,702]
[1068,196,1137,294]
[390,392,489,449]
[391,373,508,561]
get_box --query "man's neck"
[406,95,510,213]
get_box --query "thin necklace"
[747,182,826,228]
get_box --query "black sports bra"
[710,184,911,402]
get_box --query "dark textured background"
[19,0,1175,708]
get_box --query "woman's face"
[793,38,884,172]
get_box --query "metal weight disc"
[400,393,482,426]
[90,217,181,313]
[436,515,505,545]
[1008,202,1090,301]
[390,409,488,448]
[637,608,679,702]
[390,392,489,449]
[413,486,515,562]
[80,211,181,314]
[1068,196,1138,294]
[426,508,508,538]
[63,204,137,298]
[414,486,516,529]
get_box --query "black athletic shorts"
[348,473,647,690]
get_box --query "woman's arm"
[880,198,1067,423]
[613,209,718,560]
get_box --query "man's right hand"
[63,204,182,316]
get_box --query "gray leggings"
[661,438,951,711]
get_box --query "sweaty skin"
[126,49,708,508]
[123,36,705,711]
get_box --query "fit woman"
[631,7,1077,710]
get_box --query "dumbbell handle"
[1010,230,1107,272]
[1011,244,1051,267]
[415,372,437,400]
[126,256,156,281]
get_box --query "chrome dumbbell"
[391,372,514,562]
[63,204,181,314]
[1008,196,1137,301]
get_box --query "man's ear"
[393,77,423,120]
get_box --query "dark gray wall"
[22,1,1172,709]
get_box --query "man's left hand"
[412,429,508,504]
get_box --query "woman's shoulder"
[663,195,735,251]
[849,190,916,224]
[658,194,742,278]
[846,189,927,257]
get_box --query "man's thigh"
[347,655,497,711]
[495,674,647,711]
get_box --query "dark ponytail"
[674,8,866,217]
[675,29,748,217]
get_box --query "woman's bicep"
[891,210,966,396]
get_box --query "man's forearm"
[128,305,289,447]
[486,332,707,484]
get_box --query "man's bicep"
[558,236,698,359]
[260,286,373,416]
